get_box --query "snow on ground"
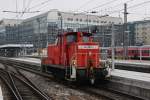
[111,69,150,82]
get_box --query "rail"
[0,64,50,100]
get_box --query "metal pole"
[111,24,115,70]
[124,3,128,59]
[60,14,63,34]
[140,46,142,61]
[87,14,89,33]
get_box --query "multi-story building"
[19,9,122,49]
[0,9,123,52]
[134,20,150,45]
[78,25,125,47]
[0,19,22,45]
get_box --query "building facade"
[78,25,125,47]
[134,20,150,45]
[0,19,22,45]
[19,9,122,49]
[0,9,123,52]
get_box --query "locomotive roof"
[59,32,93,36]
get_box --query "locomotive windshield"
[82,33,92,42]
[82,36,90,42]
[66,34,77,43]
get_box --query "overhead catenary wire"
[107,0,135,10]
[100,0,150,16]
[33,0,54,12]
[3,11,40,13]
[27,0,53,11]
[76,0,97,12]
[84,0,120,12]
[20,0,54,17]
[20,0,35,17]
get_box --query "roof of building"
[22,9,123,24]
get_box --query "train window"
[142,50,149,53]
[66,34,77,43]
[132,50,135,53]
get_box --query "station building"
[0,9,123,56]
[19,9,122,48]
[0,19,22,45]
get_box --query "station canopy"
[0,44,33,49]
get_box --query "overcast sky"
[0,0,150,22]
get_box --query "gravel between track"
[21,70,105,100]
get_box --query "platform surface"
[114,59,150,66]
[111,69,150,82]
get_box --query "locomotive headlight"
[72,59,77,65]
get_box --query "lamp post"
[36,18,41,56]
[85,11,109,33]
[111,23,115,70]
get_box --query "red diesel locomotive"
[41,32,110,84]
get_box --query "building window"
[67,18,73,21]
[89,20,91,22]
[93,20,96,23]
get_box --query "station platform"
[111,69,150,82]
[114,59,150,73]
[115,59,150,66]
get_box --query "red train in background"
[106,45,150,59]
[41,32,111,84]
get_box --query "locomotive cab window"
[66,34,77,43]
[82,33,92,42]
[82,36,90,42]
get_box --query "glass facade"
[0,10,123,53]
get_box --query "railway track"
[0,64,50,100]
[0,58,146,100]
